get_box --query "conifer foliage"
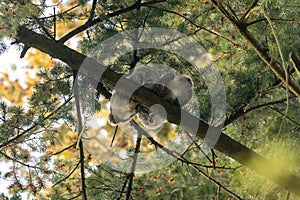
[0,0,300,199]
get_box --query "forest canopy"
[0,0,300,199]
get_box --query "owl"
[108,66,193,129]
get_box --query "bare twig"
[125,129,142,200]
[217,185,221,200]
[225,97,294,126]
[243,81,284,112]
[68,192,83,200]
[32,16,54,39]
[51,143,76,156]
[247,17,300,26]
[185,131,213,163]
[130,120,241,197]
[145,5,238,46]
[88,0,98,21]
[241,0,259,22]
[118,178,128,200]
[267,106,300,127]
[285,192,291,200]
[0,151,44,170]
[117,123,142,200]
[193,165,242,200]
[224,2,239,21]
[53,7,56,39]
[58,0,166,43]
[38,4,81,20]
[73,70,87,200]
[263,11,290,142]
[110,126,118,147]
[211,0,239,24]
[52,161,80,187]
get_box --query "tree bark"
[16,26,300,197]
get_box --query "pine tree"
[0,0,299,199]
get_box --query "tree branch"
[192,165,242,200]
[126,127,142,200]
[58,0,166,44]
[130,120,242,199]
[225,97,293,126]
[241,0,258,22]
[52,161,80,187]
[146,5,237,46]
[267,106,300,127]
[88,0,97,21]
[211,0,300,98]
[15,26,300,197]
[73,71,87,200]
[0,96,73,149]
[247,17,300,27]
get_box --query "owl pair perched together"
[108,66,193,129]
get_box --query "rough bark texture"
[16,26,300,196]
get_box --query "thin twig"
[267,106,300,127]
[88,0,98,21]
[0,96,73,149]
[211,0,300,98]
[263,11,290,141]
[73,70,87,200]
[118,178,128,200]
[51,143,76,156]
[125,128,142,200]
[211,0,238,24]
[247,17,300,26]
[185,131,213,163]
[217,185,221,200]
[53,7,56,40]
[285,192,291,200]
[52,161,80,187]
[224,2,239,21]
[192,165,242,200]
[110,126,118,147]
[243,81,284,112]
[0,151,44,170]
[68,192,83,200]
[32,16,54,39]
[145,5,237,46]
[58,0,166,43]
[130,120,241,198]
[241,0,258,22]
[38,4,81,20]
[225,97,293,126]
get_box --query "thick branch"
[16,26,300,197]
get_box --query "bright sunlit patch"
[119,150,129,159]
[96,129,107,140]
